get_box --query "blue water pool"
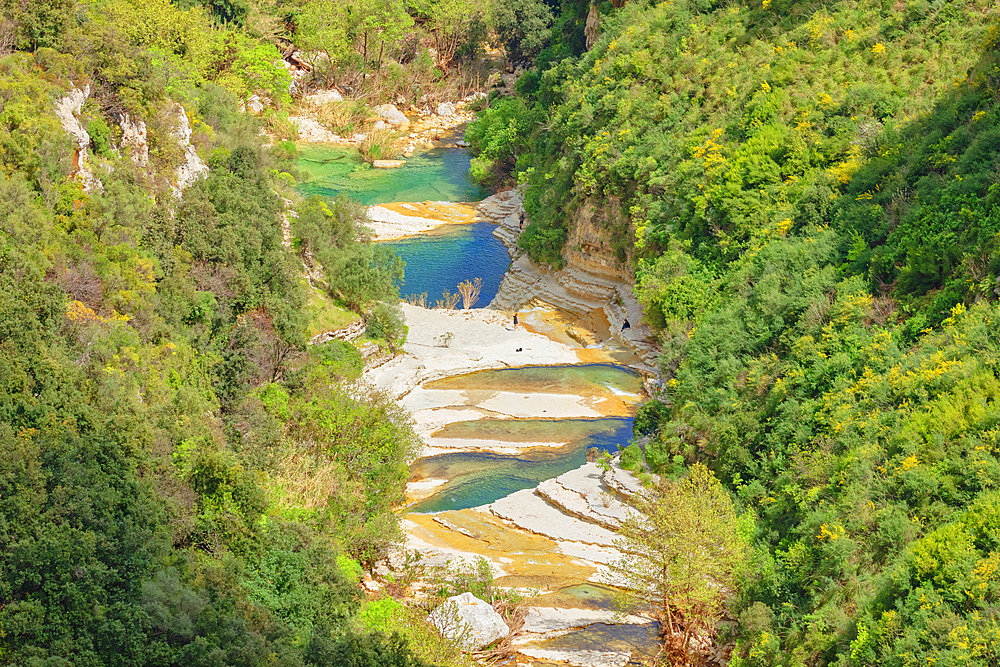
[385,221,510,307]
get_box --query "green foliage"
[0,0,76,51]
[466,97,543,187]
[294,195,406,312]
[0,5,430,662]
[366,300,408,351]
[488,1,1000,664]
[610,463,748,661]
[490,0,553,63]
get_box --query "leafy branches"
[609,464,748,665]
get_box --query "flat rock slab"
[537,463,635,529]
[519,607,650,635]
[517,648,632,667]
[372,159,405,168]
[489,489,618,546]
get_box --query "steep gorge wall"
[481,190,660,370]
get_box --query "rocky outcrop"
[54,85,101,193]
[479,190,661,370]
[436,101,456,116]
[168,102,208,196]
[428,592,509,650]
[375,103,409,127]
[310,319,365,345]
[116,112,148,166]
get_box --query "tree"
[608,464,748,665]
[457,277,481,309]
[489,0,552,64]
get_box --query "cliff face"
[562,197,632,284]
[481,190,659,371]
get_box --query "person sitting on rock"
[621,318,630,332]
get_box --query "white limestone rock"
[168,102,209,196]
[428,592,509,650]
[375,103,409,127]
[436,101,456,116]
[247,94,265,114]
[305,89,344,105]
[54,85,101,192]
[117,112,148,166]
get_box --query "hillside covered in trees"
[0,0,512,664]
[470,0,1000,663]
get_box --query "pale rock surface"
[375,103,409,127]
[536,462,634,529]
[168,102,209,195]
[428,592,509,650]
[516,648,632,667]
[54,85,101,192]
[289,115,344,143]
[518,607,650,636]
[372,159,405,168]
[364,303,578,403]
[436,101,456,116]
[117,112,148,166]
[488,489,618,546]
[304,89,343,105]
[478,189,661,370]
[365,204,457,240]
[247,94,265,114]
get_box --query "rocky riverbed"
[364,289,662,666]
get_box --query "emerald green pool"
[295,145,485,205]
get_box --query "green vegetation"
[0,2,437,665]
[611,464,748,665]
[474,0,1000,663]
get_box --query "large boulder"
[375,103,409,127]
[436,101,456,116]
[305,89,344,105]
[428,592,509,651]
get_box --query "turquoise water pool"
[295,145,508,304]
[408,417,633,513]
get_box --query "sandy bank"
[365,201,479,241]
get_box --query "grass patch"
[303,281,359,338]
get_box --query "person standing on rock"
[518,212,524,230]
[513,313,519,328]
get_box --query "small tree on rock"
[608,463,748,665]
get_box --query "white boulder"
[305,89,344,105]
[375,103,409,127]
[436,101,456,116]
[428,592,509,651]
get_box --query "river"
[297,139,659,667]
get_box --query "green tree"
[609,464,748,664]
[489,0,552,63]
